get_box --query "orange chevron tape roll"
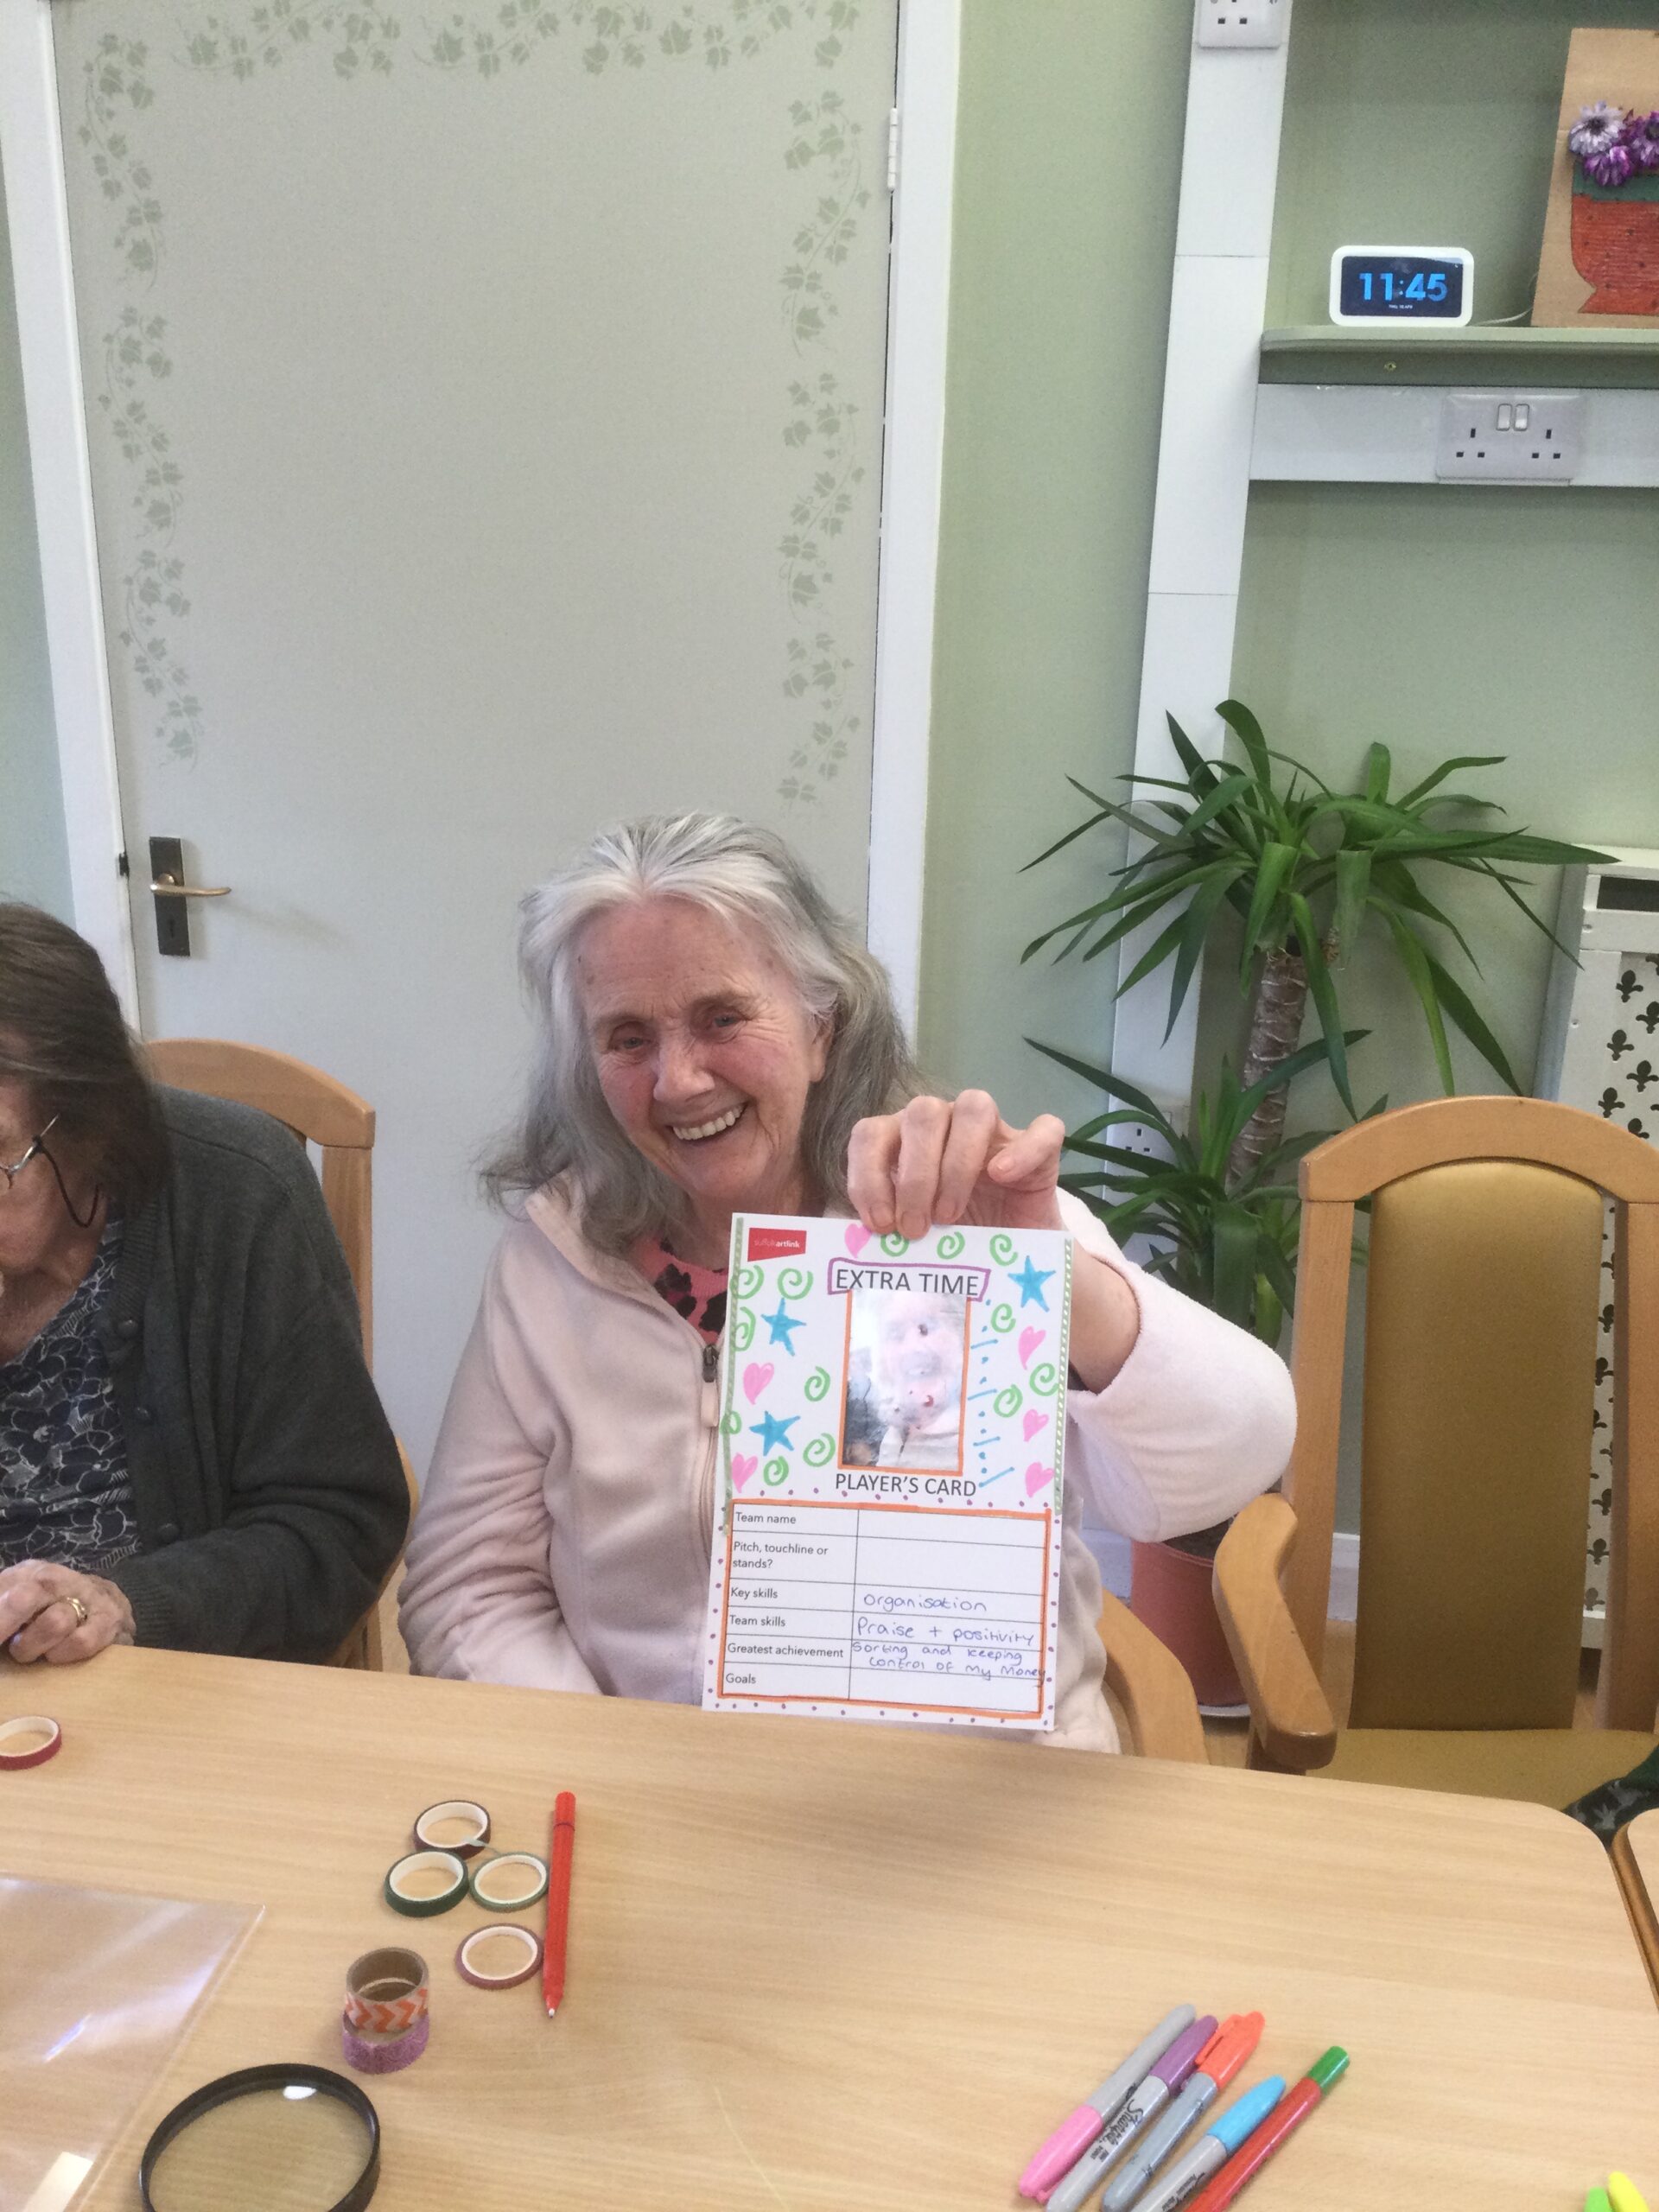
[343,1946,429,2035]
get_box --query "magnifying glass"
[140,2064,379,2212]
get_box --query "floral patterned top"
[631,1236,728,1346]
[0,1217,139,1574]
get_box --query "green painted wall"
[0,159,70,920]
[916,1,1190,1125]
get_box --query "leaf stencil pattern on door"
[68,2,880,797]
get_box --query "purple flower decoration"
[1570,99,1627,159]
[1586,140,1636,188]
[1621,109,1659,175]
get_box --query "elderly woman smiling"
[400,815,1294,1749]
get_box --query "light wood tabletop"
[1613,1808,1659,2004]
[2,1647,1657,2210]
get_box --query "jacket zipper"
[696,1335,721,1549]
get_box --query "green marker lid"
[1586,2191,1612,2212]
[1308,2046,1349,2092]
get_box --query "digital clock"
[1328,245,1473,327]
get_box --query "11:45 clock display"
[1328,246,1473,327]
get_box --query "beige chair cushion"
[1320,1728,1659,1808]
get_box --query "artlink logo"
[747,1226,809,1262]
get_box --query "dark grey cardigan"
[97,1086,408,1659]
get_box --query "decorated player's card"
[701,1216,1072,1730]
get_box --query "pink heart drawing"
[732,1454,758,1491]
[742,1362,774,1404]
[843,1222,872,1258]
[1022,1408,1050,1442]
[1024,1461,1053,1497]
[1018,1326,1046,1370]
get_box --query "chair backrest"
[1284,1096,1659,1736]
[144,1039,377,1365]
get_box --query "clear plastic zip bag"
[0,1877,257,2212]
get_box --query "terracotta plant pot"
[1128,1536,1245,1713]
[1571,171,1659,317]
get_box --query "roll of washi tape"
[344,1947,429,2036]
[0,1715,61,1770]
[412,1798,491,1859]
[467,1851,550,1912]
[383,1849,467,1917]
[341,2008,429,2075]
[455,1923,543,1991]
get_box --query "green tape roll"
[383,1849,468,1918]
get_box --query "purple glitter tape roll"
[340,2005,429,2075]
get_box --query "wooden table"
[3,1649,1657,2210]
[1614,1808,1659,2003]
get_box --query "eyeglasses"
[0,1115,62,1195]
[0,1115,98,1228]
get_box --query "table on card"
[3,1646,1658,2210]
[716,1497,1053,1714]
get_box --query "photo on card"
[841,1281,972,1475]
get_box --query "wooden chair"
[145,1039,414,1669]
[1098,1590,1206,1762]
[1213,1096,1659,1804]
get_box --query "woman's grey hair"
[485,813,922,1253]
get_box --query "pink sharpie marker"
[1019,2006,1196,2202]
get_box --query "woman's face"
[0,1078,87,1279]
[577,899,830,1251]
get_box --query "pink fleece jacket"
[399,1187,1295,1751]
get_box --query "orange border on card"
[715,1497,1053,1721]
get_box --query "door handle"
[149,874,232,898]
[147,836,230,957]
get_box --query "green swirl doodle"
[937,1229,965,1261]
[989,1303,1015,1335]
[762,1456,790,1487]
[993,1384,1023,1418]
[733,1264,765,1298]
[732,1309,754,1352]
[721,1410,742,1436]
[804,1365,832,1403]
[880,1232,910,1257]
[804,1433,836,1467]
[1030,1362,1061,1398]
[778,1266,814,1299]
[989,1231,1016,1265]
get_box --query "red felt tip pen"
[543,1790,576,2018]
[1184,2047,1348,2212]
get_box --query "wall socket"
[1194,0,1291,49]
[1435,391,1584,484]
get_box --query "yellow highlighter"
[1608,2177,1649,2212]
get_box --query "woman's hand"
[847,1090,1067,1241]
[846,1090,1141,1391]
[0,1560,135,1664]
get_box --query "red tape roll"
[0,1716,61,1770]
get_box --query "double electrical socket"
[1435,391,1584,483]
[1195,0,1291,49]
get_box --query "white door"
[48,0,901,1465]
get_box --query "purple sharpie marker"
[1042,2016,1217,2212]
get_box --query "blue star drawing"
[762,1299,804,1352]
[1009,1256,1054,1310]
[752,1411,798,1455]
